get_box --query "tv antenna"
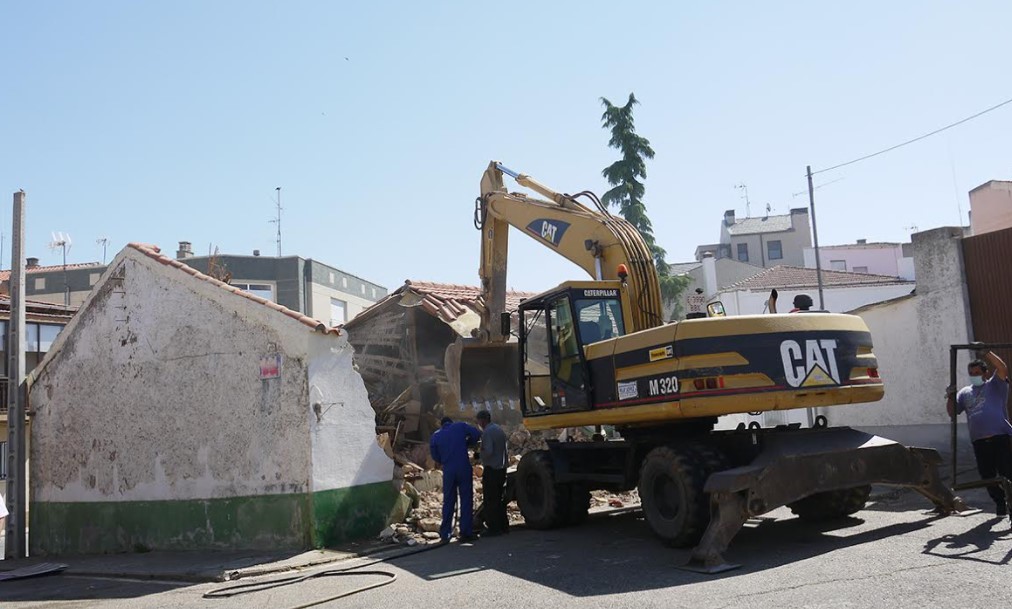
[735,183,751,217]
[903,224,919,233]
[268,187,282,257]
[96,237,109,264]
[49,231,73,306]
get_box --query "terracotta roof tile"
[0,262,104,282]
[727,265,911,290]
[401,280,534,325]
[126,243,340,335]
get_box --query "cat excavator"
[473,161,960,572]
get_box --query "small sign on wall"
[260,353,282,379]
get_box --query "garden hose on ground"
[202,540,449,609]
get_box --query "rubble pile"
[378,441,641,545]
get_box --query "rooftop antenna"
[735,183,751,218]
[96,237,109,264]
[268,187,282,257]
[49,231,72,306]
[904,224,919,233]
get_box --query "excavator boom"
[477,161,662,343]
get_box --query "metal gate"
[961,225,1012,365]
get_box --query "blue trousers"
[441,466,473,540]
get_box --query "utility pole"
[6,190,27,559]
[806,165,825,310]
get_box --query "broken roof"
[127,243,340,335]
[346,280,536,338]
[726,265,911,291]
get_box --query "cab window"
[573,298,625,345]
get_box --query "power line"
[812,95,1012,175]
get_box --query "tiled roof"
[402,280,534,325]
[668,261,702,275]
[0,296,78,323]
[127,243,340,335]
[726,214,794,236]
[727,265,911,291]
[0,262,104,282]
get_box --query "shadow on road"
[922,516,1012,566]
[385,506,949,598]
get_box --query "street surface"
[3,488,1009,609]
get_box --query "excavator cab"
[518,281,627,417]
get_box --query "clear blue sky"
[2,1,1010,293]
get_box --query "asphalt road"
[4,488,1010,609]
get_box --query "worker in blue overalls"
[429,416,482,543]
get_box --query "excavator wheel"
[516,450,571,529]
[565,484,591,526]
[788,485,872,522]
[638,445,710,547]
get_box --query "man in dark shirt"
[947,347,1012,516]
[430,416,482,543]
[476,410,509,536]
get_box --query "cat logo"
[780,339,841,388]
[525,219,571,247]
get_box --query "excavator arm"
[476,161,663,343]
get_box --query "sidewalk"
[0,537,407,583]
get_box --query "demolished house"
[344,281,544,462]
[28,243,395,555]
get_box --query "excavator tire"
[516,450,571,529]
[788,485,872,522]
[565,484,591,526]
[638,445,710,547]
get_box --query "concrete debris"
[378,525,396,541]
[422,532,441,540]
[416,517,442,534]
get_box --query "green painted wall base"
[31,481,397,556]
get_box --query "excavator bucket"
[683,427,961,574]
[457,343,525,428]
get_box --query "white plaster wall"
[309,283,377,324]
[307,332,394,492]
[718,283,914,316]
[969,181,1012,236]
[30,251,314,503]
[802,245,910,278]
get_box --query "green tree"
[600,93,688,318]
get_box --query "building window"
[371,287,377,298]
[342,277,348,288]
[853,266,869,273]
[232,283,274,301]
[34,277,45,290]
[737,243,749,262]
[330,298,347,326]
[767,240,783,260]
[329,272,335,284]
[830,260,847,271]
[360,284,366,294]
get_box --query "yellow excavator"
[474,161,959,572]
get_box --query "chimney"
[26,257,39,268]
[723,210,736,226]
[702,252,717,298]
[176,241,193,260]
[253,249,260,257]
[856,238,867,245]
